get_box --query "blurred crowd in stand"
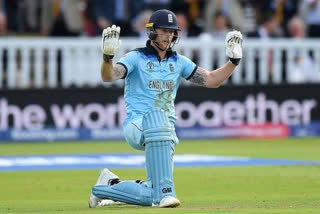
[0,0,319,84]
[0,0,319,38]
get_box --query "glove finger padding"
[111,25,117,38]
[226,30,243,59]
[115,26,120,40]
[101,25,121,56]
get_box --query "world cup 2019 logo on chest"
[146,61,154,72]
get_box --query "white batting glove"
[226,30,243,65]
[101,25,121,60]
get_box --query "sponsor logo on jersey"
[148,80,174,90]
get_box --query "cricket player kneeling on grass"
[89,9,242,208]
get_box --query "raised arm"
[189,31,243,88]
[189,63,236,88]
[101,60,126,82]
[100,25,125,82]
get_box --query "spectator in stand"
[288,17,305,38]
[93,0,142,36]
[176,12,200,37]
[2,0,22,33]
[41,0,83,36]
[176,12,189,38]
[132,10,153,39]
[199,11,231,69]
[247,11,280,39]
[80,0,98,37]
[209,11,230,39]
[24,0,42,33]
[272,0,300,37]
[247,11,280,82]
[0,0,7,35]
[237,0,260,34]
[93,0,115,33]
[175,11,201,68]
[300,0,320,37]
[171,0,204,35]
[287,17,318,83]
[204,0,244,32]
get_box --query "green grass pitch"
[0,138,319,214]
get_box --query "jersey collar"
[145,40,176,60]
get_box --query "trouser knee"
[143,108,175,145]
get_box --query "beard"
[158,40,171,50]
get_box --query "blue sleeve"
[116,51,137,79]
[179,55,197,80]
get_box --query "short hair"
[287,16,306,36]
[214,11,227,20]
[258,11,276,25]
